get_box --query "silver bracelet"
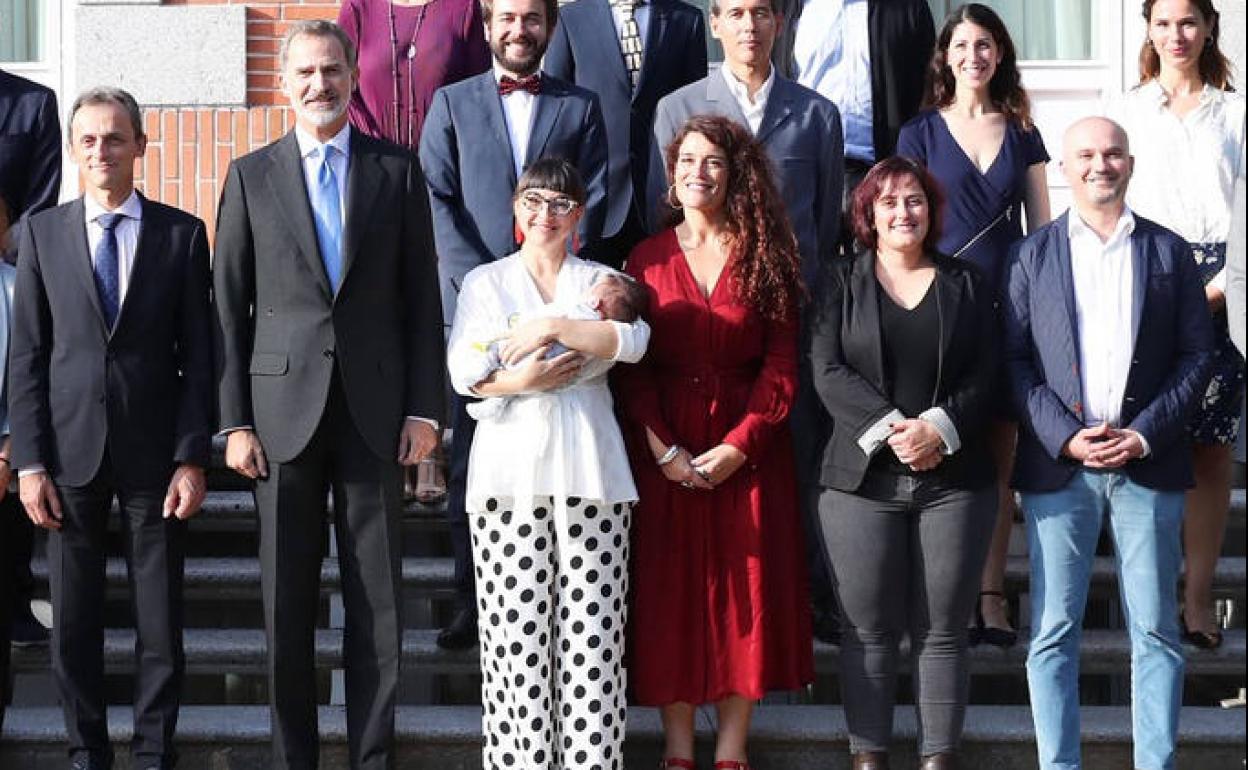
[656,444,682,466]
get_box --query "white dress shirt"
[294,121,351,225]
[1068,208,1137,429]
[494,66,536,179]
[447,253,650,509]
[792,0,875,162]
[84,190,143,304]
[1106,81,1246,290]
[721,64,776,136]
[609,0,651,54]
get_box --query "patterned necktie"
[310,144,343,291]
[611,0,643,89]
[498,74,542,97]
[93,212,123,328]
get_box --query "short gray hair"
[279,20,358,71]
[69,86,145,141]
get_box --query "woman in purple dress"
[897,2,1051,649]
[339,0,490,503]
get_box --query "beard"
[293,90,349,128]
[491,33,548,76]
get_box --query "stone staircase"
[3,439,1244,769]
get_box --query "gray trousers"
[819,475,995,755]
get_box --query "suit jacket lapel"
[705,69,750,129]
[477,75,518,188]
[1129,228,1150,340]
[113,193,166,335]
[590,0,632,96]
[65,198,109,330]
[635,2,669,101]
[526,81,566,167]
[266,132,333,299]
[340,131,384,288]
[848,253,885,390]
[1053,214,1085,411]
[756,76,795,144]
[933,264,963,369]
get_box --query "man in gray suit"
[213,21,444,769]
[650,0,844,645]
[418,0,608,651]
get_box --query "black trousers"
[0,493,21,735]
[51,460,186,767]
[446,393,477,612]
[255,377,404,770]
[582,207,648,270]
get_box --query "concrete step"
[30,555,1247,601]
[11,628,1244,678]
[0,704,1242,769]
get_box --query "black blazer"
[8,195,214,488]
[1003,214,1214,492]
[543,0,707,235]
[808,250,997,492]
[214,129,446,464]
[0,70,61,233]
[772,0,934,159]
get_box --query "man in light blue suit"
[418,0,608,650]
[544,0,706,266]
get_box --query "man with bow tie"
[419,0,607,652]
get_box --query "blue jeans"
[1022,470,1185,770]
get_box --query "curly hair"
[924,3,1033,129]
[660,115,804,321]
[850,156,945,255]
[1138,0,1234,90]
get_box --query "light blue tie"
[310,144,343,291]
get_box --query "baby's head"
[589,272,648,323]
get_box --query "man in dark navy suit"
[1003,116,1214,770]
[9,87,213,770]
[543,0,706,267]
[419,0,608,650]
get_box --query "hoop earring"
[513,220,525,245]
[666,184,683,210]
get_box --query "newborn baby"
[467,271,645,422]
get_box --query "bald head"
[1062,116,1134,214]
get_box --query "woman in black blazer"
[808,157,997,770]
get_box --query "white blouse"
[447,253,650,510]
[1106,81,1246,288]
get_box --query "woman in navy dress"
[897,2,1050,648]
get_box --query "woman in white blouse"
[446,158,649,770]
[1107,0,1245,650]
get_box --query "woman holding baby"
[620,114,813,770]
[446,158,650,770]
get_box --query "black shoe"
[436,607,478,650]
[813,606,841,646]
[971,591,1017,648]
[10,603,50,647]
[1179,613,1224,650]
[70,753,112,770]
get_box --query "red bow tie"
[498,74,541,97]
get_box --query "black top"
[873,280,938,475]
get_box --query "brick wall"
[132,1,340,235]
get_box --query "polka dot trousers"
[470,496,632,770]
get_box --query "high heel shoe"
[1179,612,1224,650]
[852,752,890,770]
[659,759,695,769]
[919,752,957,769]
[971,590,1017,648]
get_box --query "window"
[1,0,44,62]
[927,0,1100,61]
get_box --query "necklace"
[386,0,431,149]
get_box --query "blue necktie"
[93,212,122,328]
[310,144,343,291]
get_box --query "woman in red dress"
[621,114,813,770]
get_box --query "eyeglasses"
[519,192,580,217]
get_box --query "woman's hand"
[658,448,715,490]
[500,318,559,366]
[689,444,748,487]
[514,347,585,392]
[887,419,944,466]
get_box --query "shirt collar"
[84,189,143,225]
[721,63,776,108]
[1139,78,1220,108]
[1068,205,1136,245]
[294,121,351,161]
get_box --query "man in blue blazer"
[1003,117,1214,770]
[543,0,706,267]
[419,0,608,650]
[648,0,844,643]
